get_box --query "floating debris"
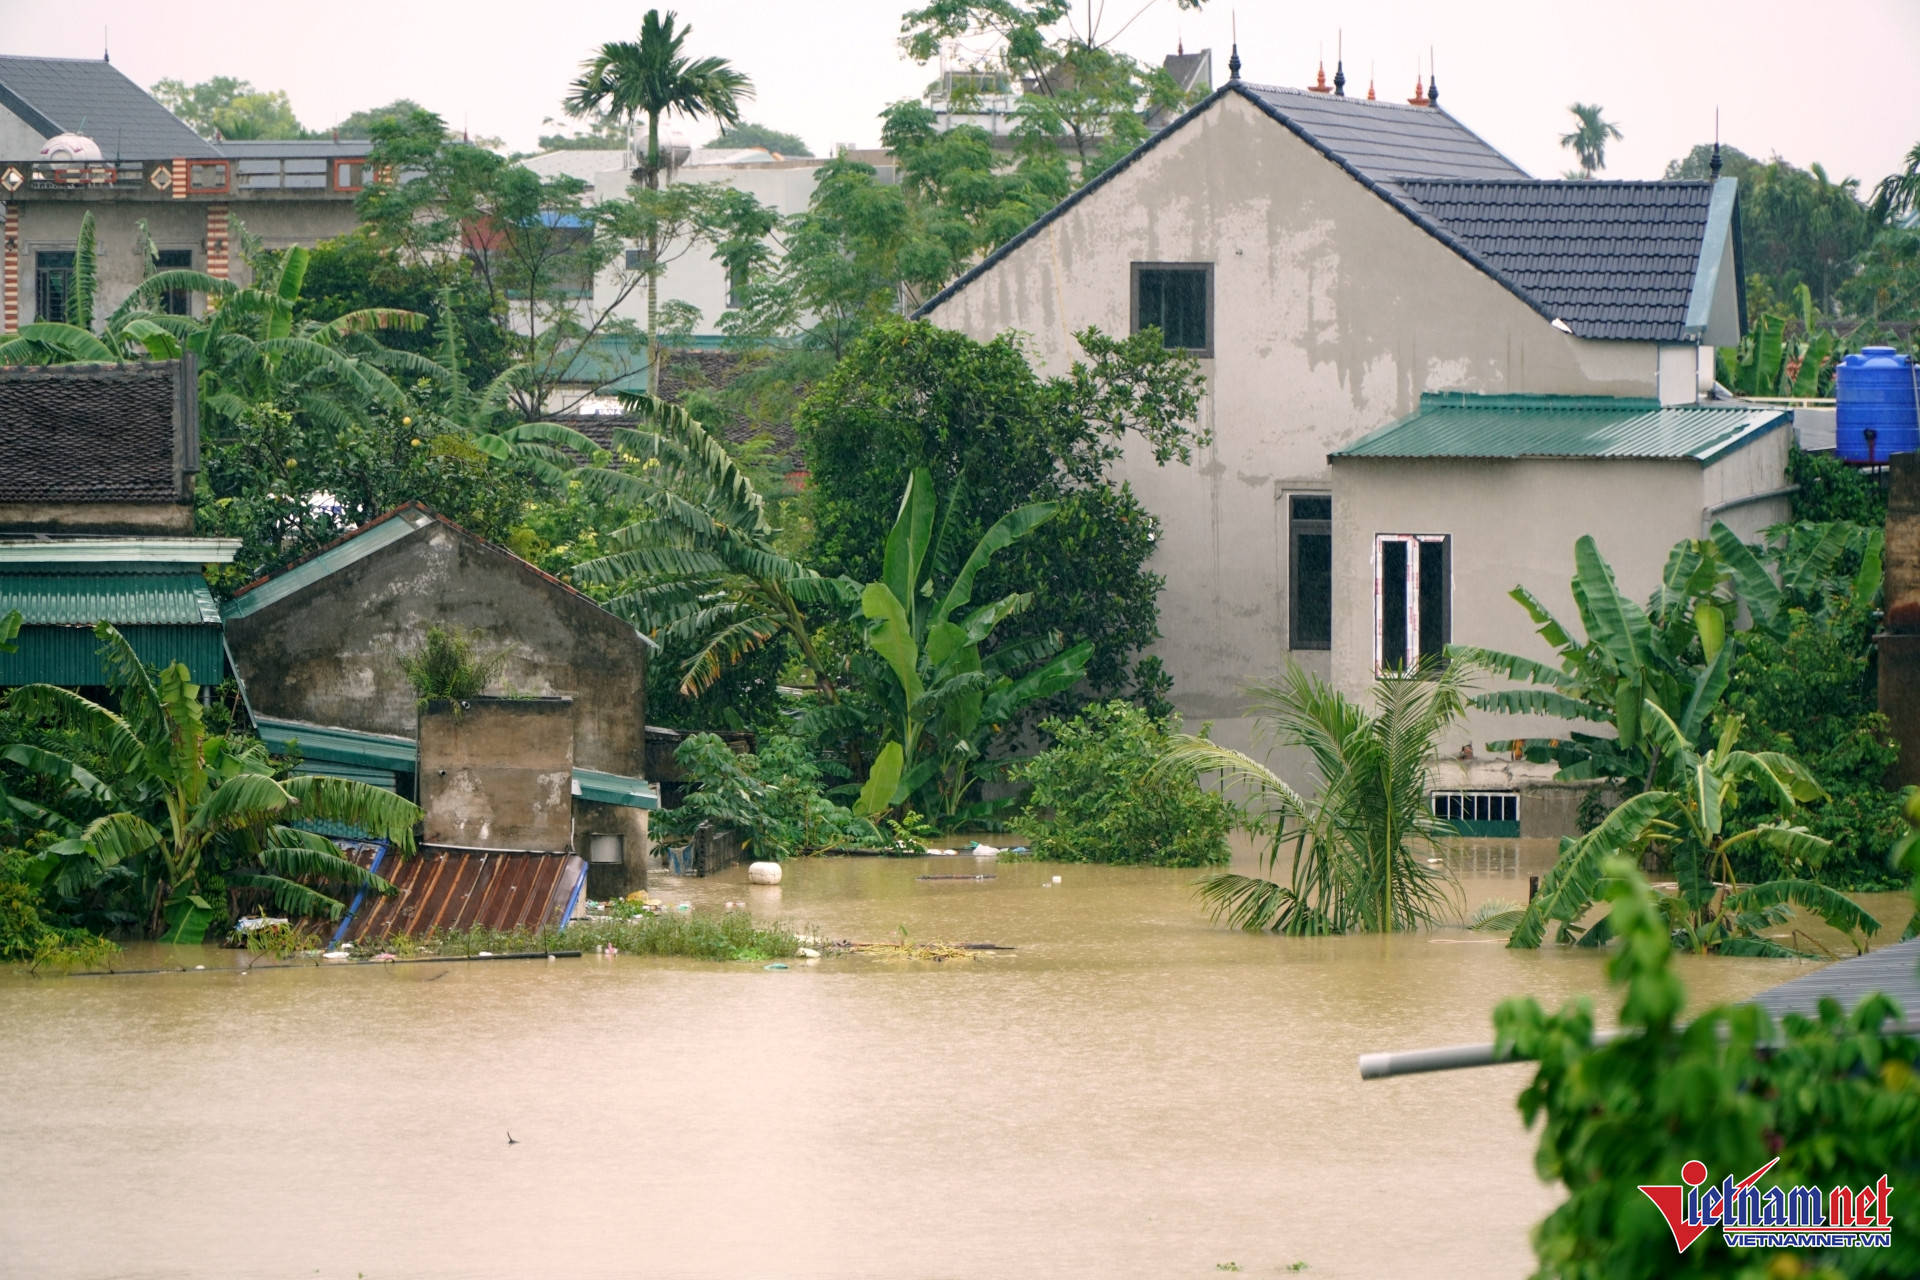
[916,874,997,881]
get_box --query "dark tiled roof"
[0,361,192,505]
[0,55,220,160]
[1238,84,1527,184]
[1396,180,1719,341]
[917,83,1724,344]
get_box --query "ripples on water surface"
[2,839,1901,1279]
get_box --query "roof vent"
[39,132,104,162]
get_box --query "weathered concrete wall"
[12,197,354,320]
[1328,455,1708,751]
[1880,455,1920,786]
[575,798,649,898]
[224,513,648,776]
[418,698,574,851]
[0,500,191,534]
[923,90,1666,744]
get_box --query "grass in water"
[359,909,802,963]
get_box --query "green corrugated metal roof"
[572,768,660,811]
[1330,394,1790,463]
[0,624,224,686]
[252,716,420,772]
[0,569,220,625]
[222,508,435,621]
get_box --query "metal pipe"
[1700,484,1799,537]
[1361,1021,1920,1079]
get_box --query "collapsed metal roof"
[331,844,587,943]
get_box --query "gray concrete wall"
[224,515,649,776]
[418,697,574,851]
[1328,456,1710,753]
[576,798,649,898]
[922,90,1667,748]
[11,197,355,321]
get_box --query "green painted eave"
[222,508,435,621]
[1331,394,1790,464]
[252,717,659,810]
[572,768,660,810]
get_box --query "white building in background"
[521,140,897,405]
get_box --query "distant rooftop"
[1331,394,1790,463]
[0,54,218,160]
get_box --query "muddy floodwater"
[1,841,1906,1279]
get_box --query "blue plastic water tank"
[1835,347,1919,462]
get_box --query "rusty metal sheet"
[335,848,586,942]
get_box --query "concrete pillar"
[3,202,17,332]
[205,204,229,280]
[1879,455,1920,785]
[418,697,575,851]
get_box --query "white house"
[916,71,1770,822]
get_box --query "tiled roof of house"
[0,55,220,160]
[1238,84,1527,184]
[1331,394,1789,463]
[0,361,192,505]
[1395,180,1723,341]
[917,83,1737,344]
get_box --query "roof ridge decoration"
[915,83,1730,344]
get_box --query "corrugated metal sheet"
[572,768,660,810]
[1331,395,1789,463]
[337,847,586,942]
[0,623,223,685]
[1747,936,1920,1023]
[0,570,220,625]
[252,716,419,772]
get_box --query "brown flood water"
[0,839,1907,1280]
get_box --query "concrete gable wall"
[0,106,46,158]
[225,521,647,776]
[925,91,1663,728]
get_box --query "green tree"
[798,318,1205,708]
[1173,661,1466,935]
[564,10,753,190]
[151,76,310,141]
[1839,226,1920,332]
[1496,855,1920,1279]
[851,467,1092,823]
[1560,103,1623,178]
[1742,159,1877,314]
[1013,700,1233,866]
[5,625,416,943]
[713,122,812,155]
[1870,139,1920,224]
[335,99,429,139]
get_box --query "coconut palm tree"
[1560,103,1624,178]
[6,625,417,943]
[1169,661,1467,935]
[570,393,854,704]
[564,10,753,190]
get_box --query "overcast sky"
[11,0,1919,185]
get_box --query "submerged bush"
[359,908,801,963]
[0,847,116,969]
[1013,700,1234,866]
[653,732,882,859]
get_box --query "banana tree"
[1509,706,1877,956]
[7,624,417,943]
[855,469,1092,823]
[1452,524,1782,789]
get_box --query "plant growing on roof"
[397,625,506,706]
[1170,661,1465,935]
[4,624,416,944]
[1505,709,1878,956]
[846,468,1093,824]
[1449,525,1785,791]
[571,393,856,703]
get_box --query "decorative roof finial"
[1310,44,1331,93]
[1228,14,1241,82]
[1368,61,1376,100]
[1407,56,1428,106]
[1427,46,1437,108]
[1334,30,1346,96]
[1710,108,1722,178]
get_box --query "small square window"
[188,161,229,192]
[334,160,366,191]
[1131,262,1211,354]
[1375,534,1450,673]
[1289,493,1332,650]
[625,247,651,271]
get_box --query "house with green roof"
[914,57,1781,827]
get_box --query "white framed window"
[1374,533,1450,672]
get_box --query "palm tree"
[1560,103,1623,178]
[7,625,417,943]
[570,393,854,704]
[565,11,752,395]
[1167,661,1467,934]
[564,11,752,189]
